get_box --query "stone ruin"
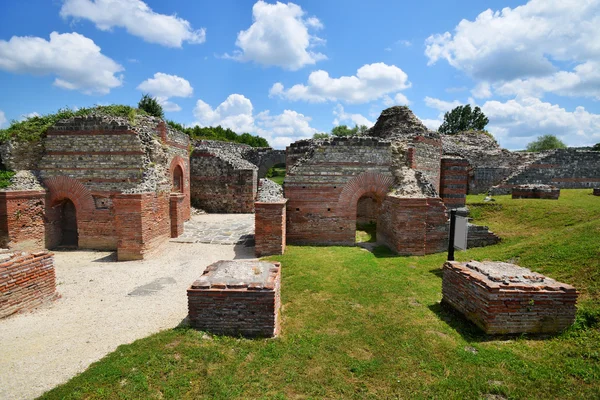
[443,260,578,334]
[512,184,560,200]
[0,113,191,261]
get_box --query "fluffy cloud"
[423,96,600,149]
[225,1,325,70]
[193,94,317,148]
[332,105,373,128]
[383,93,411,106]
[19,112,40,121]
[270,63,410,104]
[60,0,205,48]
[0,110,6,128]
[0,32,123,94]
[137,73,193,112]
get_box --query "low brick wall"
[512,185,560,199]
[0,251,58,318]
[0,190,46,251]
[188,260,281,337]
[169,193,185,238]
[467,224,501,248]
[442,261,577,334]
[255,200,287,257]
[594,188,600,196]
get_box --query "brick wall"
[442,261,578,334]
[0,251,57,319]
[594,188,600,196]
[114,192,170,261]
[356,195,380,225]
[512,186,560,200]
[188,261,281,337]
[0,190,46,251]
[377,196,448,255]
[169,193,185,238]
[190,151,257,213]
[409,135,443,192]
[255,200,287,257]
[440,157,469,209]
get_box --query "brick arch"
[43,176,94,213]
[169,155,190,221]
[338,171,395,216]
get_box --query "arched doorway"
[173,165,184,193]
[356,193,381,243]
[59,199,78,247]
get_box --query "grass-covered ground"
[267,166,286,186]
[40,190,600,399]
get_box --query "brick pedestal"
[594,188,600,196]
[0,190,46,251]
[255,200,287,257]
[512,185,560,199]
[440,157,469,209]
[169,193,185,238]
[1,251,58,318]
[442,261,578,334]
[188,260,281,337]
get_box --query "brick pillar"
[440,157,469,209]
[593,188,599,196]
[0,190,46,251]
[114,193,145,261]
[170,193,185,238]
[255,200,287,257]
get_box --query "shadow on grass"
[428,267,443,278]
[371,245,398,258]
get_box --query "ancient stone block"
[512,184,560,199]
[442,261,578,334]
[187,260,282,337]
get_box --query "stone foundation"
[512,184,560,200]
[0,190,46,251]
[0,251,57,318]
[594,188,600,196]
[187,260,281,337]
[255,200,287,257]
[442,261,577,334]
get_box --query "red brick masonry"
[188,260,281,337]
[593,188,600,196]
[169,193,185,238]
[440,157,469,209]
[0,251,58,318]
[255,200,287,257]
[442,261,578,334]
[0,190,46,251]
[512,185,560,200]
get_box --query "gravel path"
[0,214,255,400]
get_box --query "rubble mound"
[367,106,431,138]
[4,170,44,191]
[257,178,284,202]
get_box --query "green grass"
[267,167,286,186]
[0,169,16,188]
[40,189,600,399]
[356,222,377,243]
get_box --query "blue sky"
[0,0,598,149]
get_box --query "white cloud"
[0,32,123,94]
[225,1,325,70]
[60,0,205,48]
[420,118,443,131]
[482,97,600,148]
[471,82,492,99]
[0,110,6,128]
[192,94,318,148]
[137,73,193,113]
[383,93,411,107]
[425,0,600,99]
[271,63,410,104]
[19,112,40,121]
[424,96,462,112]
[332,104,373,128]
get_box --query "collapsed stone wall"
[0,250,57,319]
[491,149,600,194]
[0,140,44,171]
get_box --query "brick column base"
[170,193,185,238]
[255,200,287,257]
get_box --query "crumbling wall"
[0,140,44,171]
[0,190,46,251]
[440,156,469,209]
[491,149,600,194]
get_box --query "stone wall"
[0,251,57,319]
[409,136,442,192]
[491,149,600,194]
[467,224,501,248]
[190,150,257,213]
[442,261,578,334]
[188,260,281,337]
[594,188,600,196]
[512,185,560,200]
[113,192,170,261]
[0,140,44,171]
[440,157,468,209]
[285,137,394,245]
[255,200,287,257]
[0,190,46,251]
[377,196,448,255]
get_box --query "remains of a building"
[594,188,600,196]
[187,260,281,337]
[442,260,578,334]
[512,184,560,200]
[0,113,191,261]
[255,179,287,257]
[189,140,285,213]
[0,250,57,319]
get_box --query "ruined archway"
[58,199,78,247]
[356,193,382,243]
[173,165,184,193]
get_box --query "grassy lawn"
[40,190,600,399]
[267,167,286,186]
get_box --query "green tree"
[138,94,164,119]
[526,134,567,152]
[330,124,368,137]
[592,143,600,151]
[438,104,489,135]
[313,132,330,139]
